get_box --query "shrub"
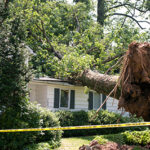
[56,110,146,137]
[88,110,146,134]
[122,130,150,145]
[94,136,108,144]
[56,110,88,136]
[0,102,62,150]
[93,130,150,147]
[102,134,126,145]
[23,142,53,150]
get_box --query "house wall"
[107,97,129,116]
[47,84,89,111]
[29,81,129,116]
[29,83,47,107]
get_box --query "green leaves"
[0,17,30,111]
[122,130,150,145]
[56,52,94,78]
[7,0,149,78]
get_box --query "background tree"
[97,0,150,28]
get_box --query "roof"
[32,77,74,86]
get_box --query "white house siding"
[29,81,129,116]
[107,97,129,116]
[47,84,75,111]
[29,82,89,111]
[29,83,47,107]
[46,84,88,111]
[29,83,36,102]
[74,87,89,111]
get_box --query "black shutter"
[88,92,93,110]
[54,88,60,108]
[102,94,106,110]
[70,90,75,109]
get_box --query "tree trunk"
[73,69,120,99]
[97,0,105,26]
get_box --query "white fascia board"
[30,80,75,87]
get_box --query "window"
[93,93,101,109]
[60,90,69,107]
[54,88,75,109]
[88,92,106,110]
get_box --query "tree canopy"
[6,0,149,79]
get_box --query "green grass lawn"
[55,134,127,150]
[55,133,148,150]
[55,136,96,150]
[25,132,149,150]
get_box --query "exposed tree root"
[118,42,150,121]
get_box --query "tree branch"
[108,3,147,13]
[28,29,43,44]
[35,20,63,60]
[102,53,125,64]
[86,47,99,54]
[75,15,80,32]
[138,20,150,25]
[105,56,123,74]
[106,13,145,29]
[121,17,127,28]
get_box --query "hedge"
[23,142,53,150]
[56,110,147,137]
[0,102,62,150]
[95,130,150,146]
[122,130,150,145]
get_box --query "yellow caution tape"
[0,122,150,132]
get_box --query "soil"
[118,42,150,121]
[79,140,149,150]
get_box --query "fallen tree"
[74,42,150,121]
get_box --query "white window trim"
[59,88,70,109]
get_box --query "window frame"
[59,89,70,109]
[93,92,102,110]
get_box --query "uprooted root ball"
[118,42,150,121]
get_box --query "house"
[29,77,129,115]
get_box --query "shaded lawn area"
[56,136,96,150]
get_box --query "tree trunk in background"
[97,0,105,26]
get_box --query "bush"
[23,142,53,150]
[88,110,146,134]
[0,102,62,150]
[122,130,150,145]
[56,110,88,136]
[56,110,147,137]
[101,134,126,145]
[93,130,150,147]
[94,136,108,144]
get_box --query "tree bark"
[75,69,120,99]
[97,0,105,26]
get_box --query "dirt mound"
[79,140,150,150]
[118,42,150,121]
[79,140,134,150]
